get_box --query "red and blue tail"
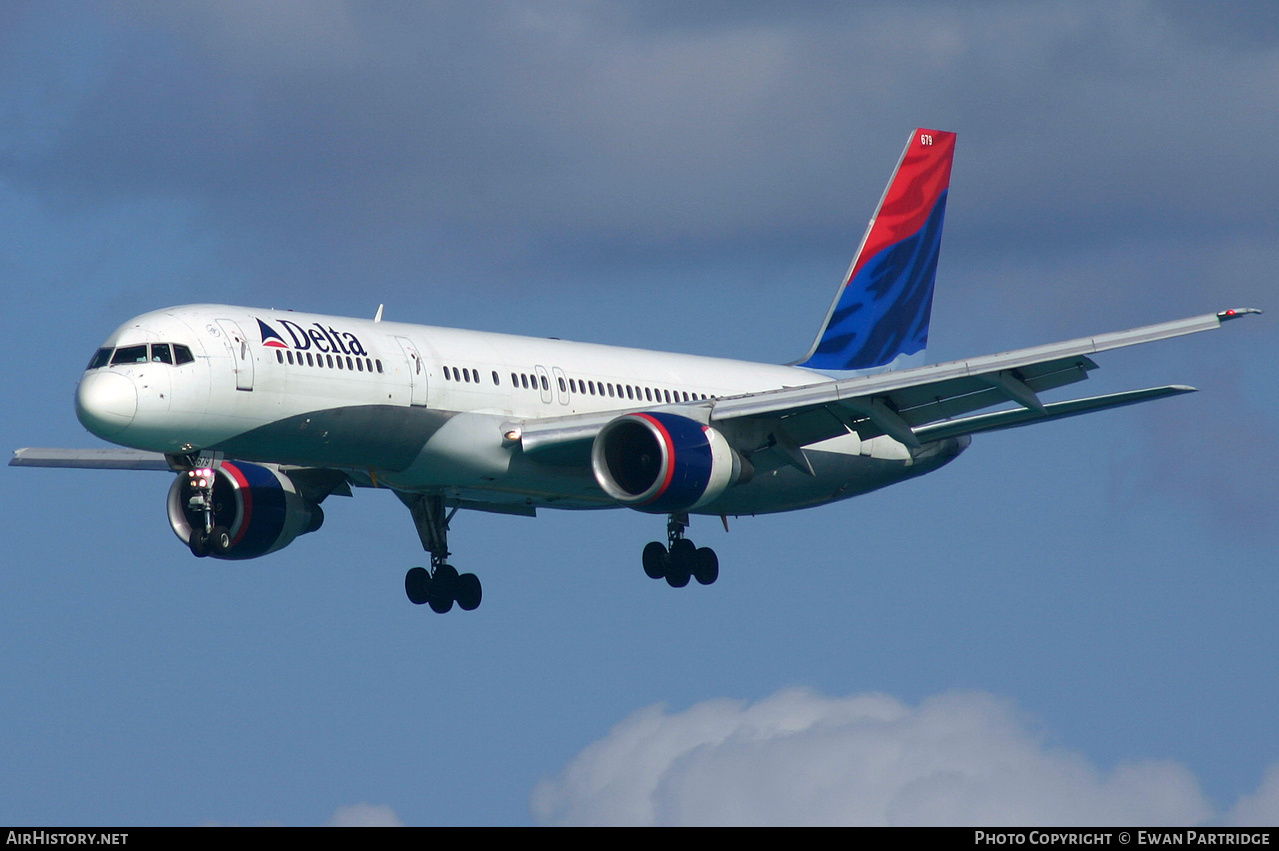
[797,129,955,372]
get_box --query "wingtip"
[1218,307,1263,321]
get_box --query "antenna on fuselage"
[374,304,384,323]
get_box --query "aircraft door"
[395,336,428,406]
[534,365,553,405]
[216,319,254,391]
[551,367,569,405]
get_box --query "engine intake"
[167,461,323,560]
[591,412,745,513]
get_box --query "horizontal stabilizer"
[912,385,1196,442]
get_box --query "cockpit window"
[111,345,149,365]
[91,343,194,368]
[87,348,112,370]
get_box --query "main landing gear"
[642,513,719,588]
[403,494,482,613]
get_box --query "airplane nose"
[76,371,137,438]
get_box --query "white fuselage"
[75,305,965,515]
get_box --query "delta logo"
[256,317,368,357]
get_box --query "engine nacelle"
[167,461,324,560]
[591,412,746,513]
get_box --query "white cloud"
[532,688,1266,826]
[324,803,403,827]
[1225,763,1279,827]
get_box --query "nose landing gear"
[183,466,230,557]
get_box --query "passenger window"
[493,371,500,385]
[540,375,548,391]
[558,377,566,392]
[111,345,148,365]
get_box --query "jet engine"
[167,461,324,559]
[591,412,748,513]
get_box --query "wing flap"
[913,385,1197,442]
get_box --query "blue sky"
[2,2,1276,825]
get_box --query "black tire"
[428,563,458,613]
[693,547,719,585]
[642,541,669,579]
[666,539,695,588]
[208,526,232,556]
[455,573,482,611]
[189,530,210,558]
[405,567,430,605]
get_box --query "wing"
[9,447,356,502]
[520,308,1260,467]
[10,447,176,470]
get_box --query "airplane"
[10,128,1260,614]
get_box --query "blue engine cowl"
[590,412,746,514]
[166,461,323,560]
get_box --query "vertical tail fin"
[797,128,956,372]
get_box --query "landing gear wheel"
[693,547,719,585]
[208,526,232,556]
[455,573,482,611]
[642,541,669,579]
[428,563,458,614]
[666,539,695,588]
[405,567,430,605]
[189,530,210,558]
